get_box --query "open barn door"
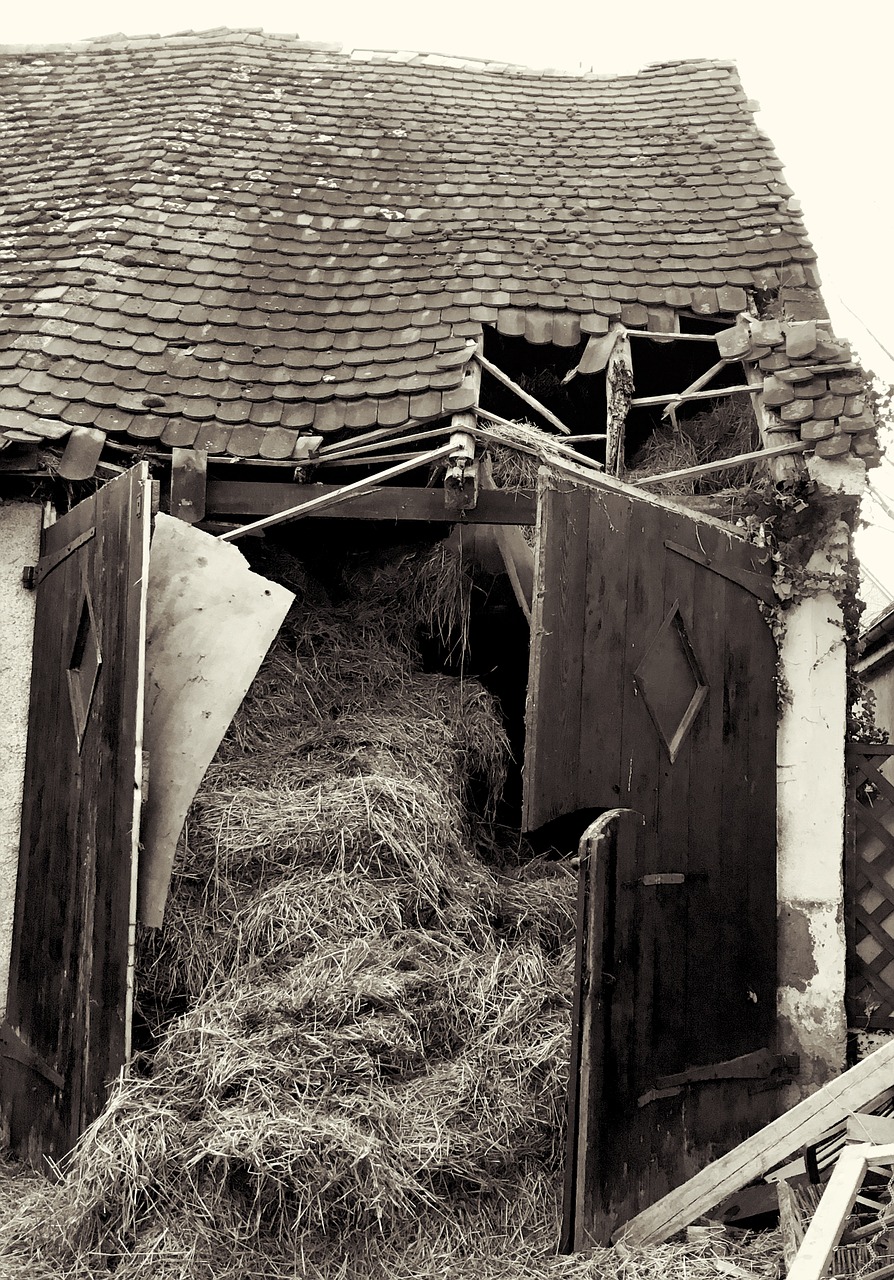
[523,472,784,1246]
[1,465,151,1164]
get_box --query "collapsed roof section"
[0,29,830,464]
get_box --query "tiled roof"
[0,29,819,460]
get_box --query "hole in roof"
[480,327,607,466]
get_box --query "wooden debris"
[616,1038,894,1246]
[787,1143,894,1280]
[631,383,757,409]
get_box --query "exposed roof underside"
[0,29,819,460]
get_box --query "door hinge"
[30,526,96,588]
[637,1049,799,1107]
[0,1021,65,1090]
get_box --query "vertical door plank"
[523,479,591,829]
[578,488,631,808]
[2,466,150,1161]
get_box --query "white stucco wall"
[0,502,41,1017]
[776,571,849,1092]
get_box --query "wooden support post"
[445,352,482,514]
[445,422,478,515]
[605,331,633,477]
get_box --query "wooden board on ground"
[617,1038,894,1245]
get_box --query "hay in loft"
[627,392,758,494]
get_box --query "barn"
[0,28,882,1272]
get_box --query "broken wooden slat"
[169,447,207,524]
[317,425,452,462]
[630,383,757,409]
[474,351,572,435]
[616,1038,894,1246]
[787,1144,894,1280]
[217,444,455,541]
[626,330,719,343]
[777,1177,808,1270]
[632,439,810,489]
[661,359,731,420]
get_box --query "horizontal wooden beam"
[206,480,537,525]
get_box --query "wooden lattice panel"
[847,745,894,1029]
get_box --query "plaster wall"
[776,584,848,1096]
[0,503,41,1017]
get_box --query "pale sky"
[4,0,894,597]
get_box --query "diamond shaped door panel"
[67,587,102,752]
[634,601,707,764]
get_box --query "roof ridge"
[0,26,737,81]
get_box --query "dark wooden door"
[523,473,781,1245]
[1,465,150,1163]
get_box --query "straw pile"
[628,393,757,494]
[0,537,783,1280]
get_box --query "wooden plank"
[777,1178,807,1270]
[633,439,810,488]
[560,852,591,1252]
[578,486,631,807]
[680,521,728,1071]
[206,479,537,525]
[573,811,645,1248]
[651,512,697,1084]
[615,1038,894,1245]
[787,1146,869,1280]
[475,350,572,434]
[218,445,455,540]
[522,479,590,829]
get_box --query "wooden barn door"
[523,472,782,1246]
[1,465,151,1163]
